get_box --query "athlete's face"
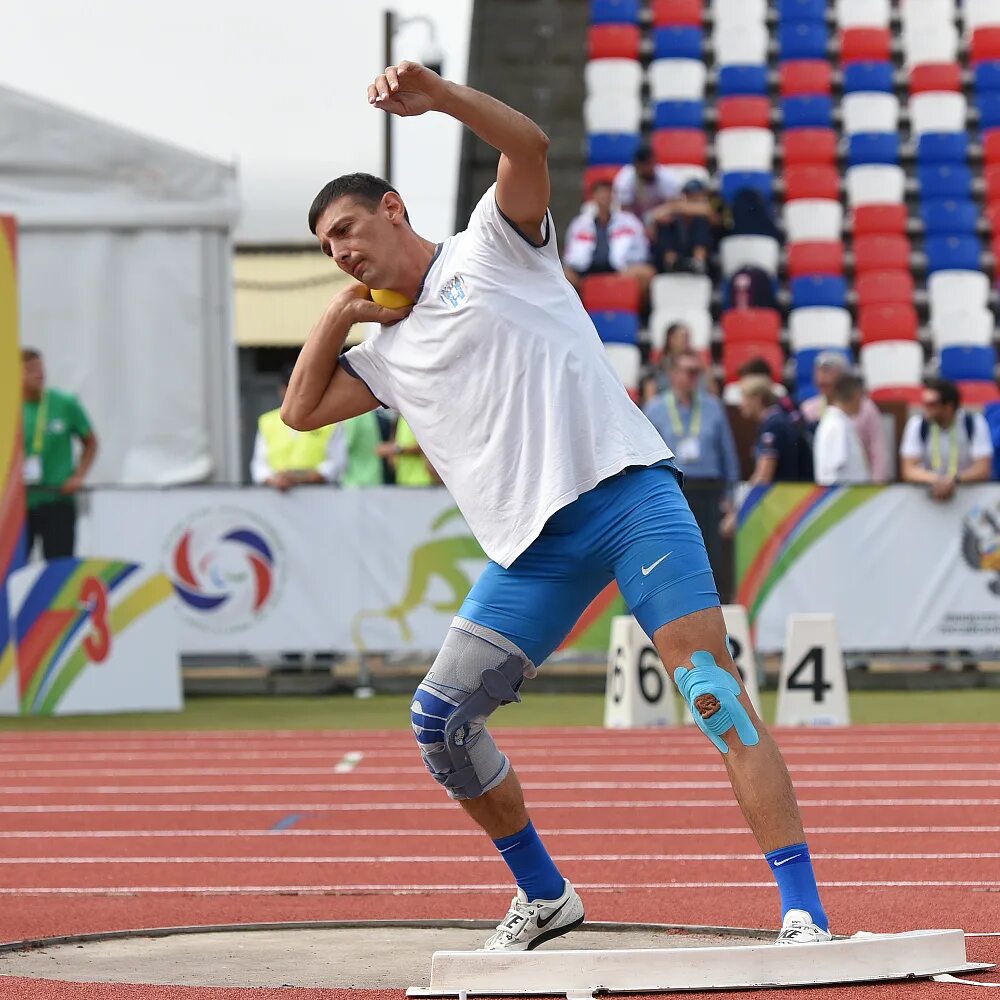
[315,193,406,289]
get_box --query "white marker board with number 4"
[604,615,676,728]
[776,613,850,727]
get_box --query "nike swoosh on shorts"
[641,552,672,576]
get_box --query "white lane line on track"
[6,825,1000,839]
[3,798,1000,814]
[2,880,997,897]
[333,752,363,774]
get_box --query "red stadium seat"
[987,200,1000,232]
[972,28,1000,64]
[853,234,911,272]
[583,165,621,199]
[784,164,840,201]
[581,274,641,315]
[959,381,1000,406]
[984,130,1000,165]
[782,128,837,166]
[787,241,845,278]
[851,204,908,236]
[859,303,919,344]
[855,270,915,308]
[716,96,771,130]
[986,164,1000,203]
[651,0,703,26]
[779,60,832,97]
[723,341,785,385]
[588,24,641,60]
[909,63,962,95]
[870,385,925,405]
[721,308,782,344]
[840,28,892,64]
[651,129,707,166]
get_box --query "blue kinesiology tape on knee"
[674,650,759,754]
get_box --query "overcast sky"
[0,0,472,243]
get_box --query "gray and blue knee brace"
[675,649,759,754]
[410,618,536,800]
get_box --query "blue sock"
[765,842,828,931]
[493,821,565,902]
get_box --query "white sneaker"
[480,879,585,952]
[775,908,833,945]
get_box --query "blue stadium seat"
[653,26,703,60]
[975,61,1000,95]
[918,164,973,199]
[587,132,641,165]
[979,93,1000,131]
[721,170,774,204]
[779,21,829,61]
[795,348,852,402]
[790,275,848,310]
[717,65,768,97]
[842,61,895,94]
[848,132,901,166]
[920,199,979,236]
[590,310,640,345]
[778,0,826,20]
[590,0,640,23]
[916,132,969,164]
[782,95,834,128]
[940,345,997,382]
[653,99,705,129]
[925,235,983,274]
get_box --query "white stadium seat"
[584,93,642,134]
[846,165,906,206]
[713,0,766,28]
[648,59,706,101]
[861,341,924,391]
[649,272,713,313]
[965,0,1000,37]
[713,23,769,66]
[789,308,853,353]
[604,342,641,390]
[903,23,959,65]
[719,235,781,277]
[784,199,844,242]
[900,0,956,33]
[836,0,889,29]
[648,306,712,353]
[841,93,900,135]
[585,59,642,99]
[931,308,996,349]
[909,92,968,135]
[928,270,991,322]
[668,165,711,189]
[716,127,774,172]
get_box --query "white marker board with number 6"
[604,615,676,728]
[776,613,850,727]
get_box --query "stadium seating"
[782,128,838,165]
[787,241,845,278]
[941,345,998,382]
[859,303,919,345]
[581,274,642,315]
[789,307,852,351]
[851,203,908,235]
[649,273,712,313]
[856,270,915,308]
[790,275,848,309]
[589,24,641,59]
[784,199,843,241]
[721,308,782,343]
[779,61,831,96]
[590,310,640,345]
[723,340,785,385]
[931,307,996,349]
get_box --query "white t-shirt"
[813,406,871,485]
[341,184,672,568]
[899,411,994,475]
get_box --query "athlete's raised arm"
[368,62,550,243]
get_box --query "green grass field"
[0,689,997,731]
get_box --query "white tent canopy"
[0,85,241,485]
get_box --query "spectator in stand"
[641,321,692,402]
[377,416,440,487]
[649,178,713,275]
[644,349,739,581]
[251,365,347,489]
[341,411,385,486]
[801,353,888,482]
[612,146,680,224]
[562,181,654,303]
[738,374,813,486]
[900,378,993,502]
[21,348,98,560]
[813,373,872,485]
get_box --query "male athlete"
[283,62,832,952]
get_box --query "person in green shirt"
[377,416,438,487]
[341,411,385,486]
[21,348,98,559]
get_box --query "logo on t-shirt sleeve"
[439,273,468,309]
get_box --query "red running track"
[0,724,998,1000]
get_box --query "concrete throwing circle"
[0,920,774,989]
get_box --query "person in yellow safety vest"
[250,366,347,490]
[377,416,440,487]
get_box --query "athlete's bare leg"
[459,769,530,840]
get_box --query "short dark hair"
[308,172,408,234]
[832,372,863,403]
[635,145,653,164]
[924,376,959,409]
[21,347,41,362]
[590,179,612,195]
[737,356,775,380]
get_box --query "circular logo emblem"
[165,507,283,632]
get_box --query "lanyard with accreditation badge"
[23,390,48,485]
[929,421,959,478]
[664,390,702,463]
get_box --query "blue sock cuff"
[493,821,534,852]
[765,842,810,868]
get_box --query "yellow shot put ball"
[370,288,413,309]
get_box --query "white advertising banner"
[736,484,1000,653]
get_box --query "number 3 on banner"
[80,576,111,663]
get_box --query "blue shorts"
[458,462,720,666]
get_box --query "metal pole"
[383,9,394,185]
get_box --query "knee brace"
[675,650,760,754]
[410,618,534,800]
